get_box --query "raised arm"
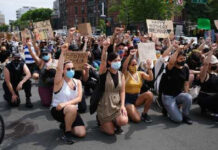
[199,45,216,83]
[141,59,153,81]
[167,45,182,70]
[53,43,68,92]
[27,42,42,66]
[99,39,110,74]
[122,49,136,74]
[82,37,88,52]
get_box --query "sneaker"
[183,116,193,125]
[141,113,152,123]
[25,98,33,108]
[62,132,75,144]
[115,126,124,135]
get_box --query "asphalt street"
[0,81,218,150]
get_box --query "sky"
[0,0,54,24]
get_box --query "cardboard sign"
[21,29,32,43]
[78,23,92,36]
[65,51,88,70]
[146,19,174,38]
[214,20,218,30]
[138,42,157,62]
[0,32,6,39]
[33,20,54,40]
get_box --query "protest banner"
[214,20,218,30]
[78,23,92,36]
[33,20,54,40]
[146,19,174,38]
[175,25,183,36]
[197,18,211,30]
[138,42,157,63]
[65,51,88,70]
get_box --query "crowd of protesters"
[0,26,218,144]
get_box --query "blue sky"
[0,0,54,24]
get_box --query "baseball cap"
[210,55,218,64]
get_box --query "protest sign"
[78,23,92,36]
[181,36,198,44]
[214,20,218,30]
[175,25,183,36]
[138,42,157,63]
[0,32,5,39]
[197,18,211,30]
[65,51,88,70]
[21,29,32,43]
[6,33,13,41]
[146,19,174,38]
[33,20,54,40]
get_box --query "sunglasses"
[66,67,74,71]
[42,53,48,56]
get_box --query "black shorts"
[26,63,39,74]
[51,107,85,127]
[125,93,139,105]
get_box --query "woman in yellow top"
[122,49,154,123]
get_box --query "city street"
[0,81,218,150]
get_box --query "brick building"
[66,0,87,27]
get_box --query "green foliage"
[0,24,9,32]
[20,8,53,22]
[98,19,106,33]
[109,0,184,24]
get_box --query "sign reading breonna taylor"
[146,19,174,38]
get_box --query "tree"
[20,8,53,22]
[98,19,106,33]
[0,24,9,32]
[109,0,184,25]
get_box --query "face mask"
[118,50,124,55]
[177,61,185,66]
[211,65,217,71]
[129,65,137,73]
[66,70,75,78]
[111,61,121,70]
[42,55,50,61]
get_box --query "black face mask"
[177,61,185,66]
[211,65,217,71]
[12,59,21,64]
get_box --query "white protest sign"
[181,36,198,44]
[138,42,157,63]
[175,25,183,36]
[146,19,174,38]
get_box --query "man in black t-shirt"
[162,48,193,125]
[3,53,33,108]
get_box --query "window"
[81,6,85,14]
[75,6,78,14]
[82,17,85,23]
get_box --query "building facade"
[16,6,36,19]
[66,0,87,28]
[0,12,5,25]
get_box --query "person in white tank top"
[50,41,86,144]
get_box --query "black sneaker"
[62,132,75,144]
[141,113,152,123]
[183,116,193,125]
[115,126,124,135]
[25,98,33,108]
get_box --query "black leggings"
[3,80,32,107]
[197,92,218,113]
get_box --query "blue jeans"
[162,93,192,123]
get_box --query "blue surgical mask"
[66,70,75,78]
[42,55,50,61]
[111,61,121,70]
